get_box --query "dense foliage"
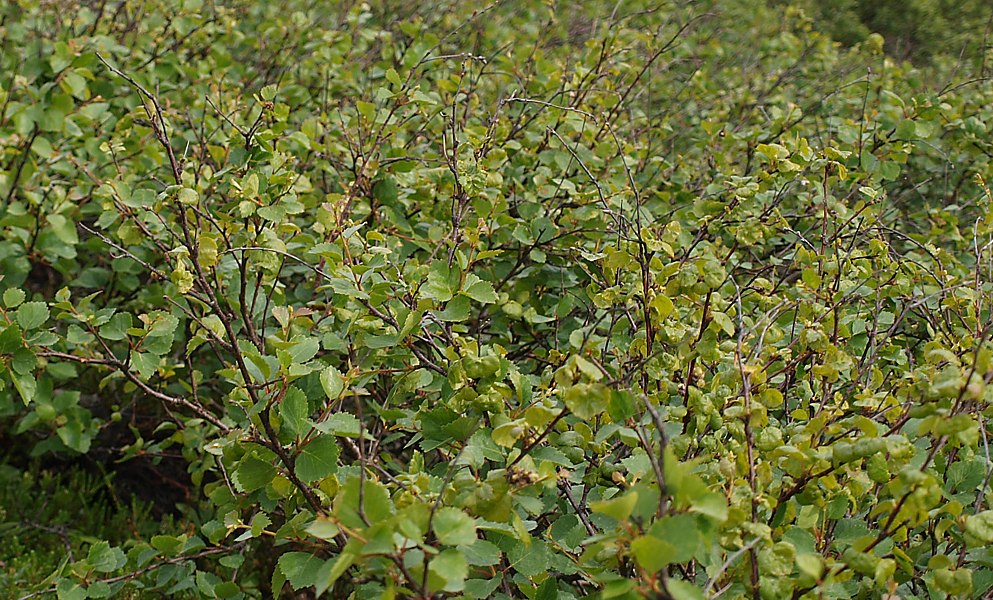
[782,0,991,63]
[2,0,993,598]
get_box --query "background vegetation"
[2,0,992,598]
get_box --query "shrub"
[2,1,993,598]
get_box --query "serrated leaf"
[295,435,339,483]
[3,288,25,308]
[334,477,393,529]
[313,412,361,437]
[15,302,49,330]
[86,541,126,573]
[423,262,459,302]
[99,313,132,341]
[436,295,471,321]
[278,552,324,591]
[432,507,478,546]
[491,419,526,447]
[562,383,610,420]
[171,263,194,294]
[236,455,277,493]
[280,387,310,436]
[459,539,501,566]
[462,275,497,304]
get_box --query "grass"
[0,460,184,599]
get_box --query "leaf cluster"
[2,1,993,599]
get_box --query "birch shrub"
[2,1,993,598]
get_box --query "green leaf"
[631,535,677,572]
[373,177,398,204]
[710,311,735,336]
[41,94,73,132]
[260,85,277,101]
[287,336,320,365]
[280,387,310,436]
[895,119,916,139]
[757,143,789,162]
[177,187,199,205]
[966,511,993,543]
[667,579,704,600]
[236,455,277,493]
[278,552,324,591]
[506,538,553,578]
[295,435,339,483]
[316,546,358,595]
[99,313,132,341]
[31,136,53,158]
[650,293,674,319]
[423,262,459,302]
[462,275,497,304]
[356,100,377,121]
[49,41,73,72]
[15,302,49,330]
[491,419,526,447]
[562,383,610,420]
[690,492,729,522]
[608,390,636,421]
[436,295,471,322]
[55,581,86,600]
[334,477,394,529]
[312,412,361,437]
[10,348,34,374]
[3,288,25,308]
[306,516,341,541]
[57,420,92,453]
[759,541,796,577]
[320,365,345,400]
[151,534,184,556]
[459,539,502,566]
[47,214,79,245]
[832,438,887,465]
[433,507,478,546]
[171,262,194,294]
[0,324,22,354]
[198,234,219,268]
[649,514,702,564]
[464,578,502,599]
[796,553,823,580]
[933,568,972,596]
[591,491,638,521]
[129,351,157,380]
[428,549,468,593]
[86,541,125,573]
[10,370,36,405]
